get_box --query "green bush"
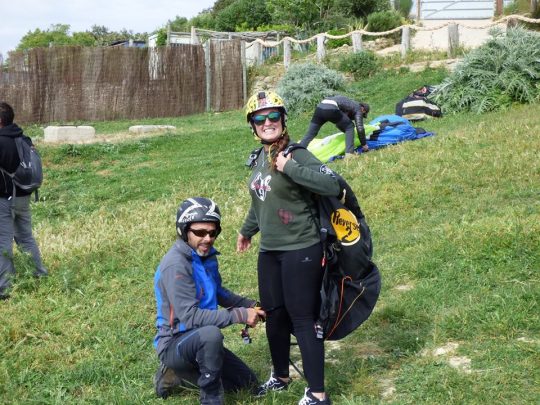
[277,63,345,115]
[431,27,540,114]
[394,0,413,18]
[366,10,402,33]
[338,50,380,79]
[326,29,352,49]
[503,0,540,18]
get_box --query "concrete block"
[128,125,176,134]
[44,126,96,143]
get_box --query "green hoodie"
[240,145,341,251]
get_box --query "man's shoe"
[253,372,289,397]
[153,363,183,399]
[298,388,332,405]
[200,382,224,405]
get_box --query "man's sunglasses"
[252,111,282,126]
[189,228,219,238]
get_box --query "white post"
[283,38,291,70]
[258,41,264,65]
[352,32,363,53]
[191,26,200,45]
[204,40,211,112]
[316,34,325,63]
[252,41,261,65]
[447,23,459,58]
[401,26,410,58]
[241,41,247,104]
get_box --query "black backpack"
[281,144,381,340]
[395,85,442,121]
[0,135,43,201]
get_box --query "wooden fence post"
[401,26,410,58]
[252,41,261,66]
[507,17,519,28]
[241,41,247,104]
[317,34,325,63]
[283,38,291,70]
[352,32,363,52]
[258,41,264,65]
[204,40,211,112]
[532,0,538,14]
[190,26,199,45]
[447,23,459,58]
[494,0,504,16]
[167,24,171,46]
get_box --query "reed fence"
[0,41,244,124]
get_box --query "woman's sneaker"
[253,372,290,397]
[298,388,332,405]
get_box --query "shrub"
[326,29,352,49]
[431,27,540,114]
[338,50,380,79]
[277,63,345,115]
[366,10,403,43]
[366,10,402,33]
[394,0,414,18]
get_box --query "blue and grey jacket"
[153,239,256,356]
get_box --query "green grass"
[0,66,538,404]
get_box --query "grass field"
[1,67,538,404]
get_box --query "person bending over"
[300,95,370,157]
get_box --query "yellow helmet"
[245,90,287,122]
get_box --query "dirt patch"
[422,341,473,374]
[38,129,177,146]
[394,284,414,292]
[380,377,397,399]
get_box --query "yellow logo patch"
[331,208,361,246]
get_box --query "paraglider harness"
[245,143,381,342]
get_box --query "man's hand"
[362,144,369,152]
[246,307,266,327]
[275,151,291,172]
[236,233,251,252]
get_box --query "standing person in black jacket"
[299,95,370,157]
[0,102,47,300]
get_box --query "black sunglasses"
[252,111,282,126]
[189,228,219,238]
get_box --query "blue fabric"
[191,249,220,310]
[327,114,435,161]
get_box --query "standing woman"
[236,91,340,405]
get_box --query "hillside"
[0,65,538,404]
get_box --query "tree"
[17,24,73,51]
[212,0,236,14]
[267,0,319,30]
[334,0,390,19]
[190,10,217,30]
[214,0,271,31]
[72,32,97,47]
[167,16,190,32]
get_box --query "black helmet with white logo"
[176,197,221,241]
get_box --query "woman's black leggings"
[257,242,326,392]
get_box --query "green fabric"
[306,124,378,163]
